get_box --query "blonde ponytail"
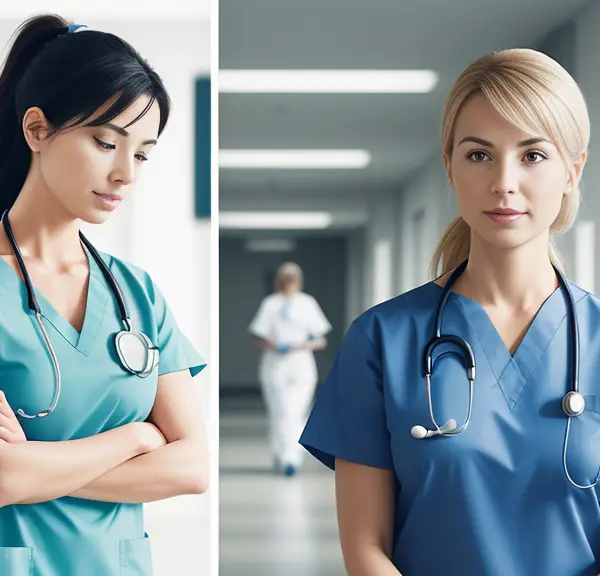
[428,217,470,279]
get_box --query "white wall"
[574,0,600,294]
[0,15,213,576]
[345,230,365,325]
[364,194,397,307]
[0,1,210,20]
[397,159,453,294]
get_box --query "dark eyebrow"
[105,123,157,146]
[457,136,551,148]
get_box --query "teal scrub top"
[0,246,206,576]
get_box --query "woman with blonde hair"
[300,48,600,575]
[249,261,331,476]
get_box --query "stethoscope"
[411,258,597,490]
[1,210,159,420]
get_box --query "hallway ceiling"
[219,0,590,203]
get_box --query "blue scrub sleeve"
[150,280,207,378]
[299,321,394,471]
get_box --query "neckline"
[427,278,563,353]
[426,279,569,410]
[0,245,110,355]
[428,279,562,314]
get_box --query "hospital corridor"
[219,0,600,573]
[220,394,343,575]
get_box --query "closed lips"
[94,192,122,201]
[485,209,524,214]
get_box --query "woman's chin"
[78,208,114,226]
[476,228,533,251]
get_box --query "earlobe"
[442,152,454,189]
[569,150,587,190]
[22,107,50,153]
[567,150,588,193]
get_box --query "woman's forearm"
[335,460,399,576]
[300,337,327,351]
[253,337,274,350]
[67,438,208,503]
[346,547,402,576]
[0,422,149,506]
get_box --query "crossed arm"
[0,369,209,506]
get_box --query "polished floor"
[220,394,345,575]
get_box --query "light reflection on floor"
[220,394,345,576]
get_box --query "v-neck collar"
[429,281,583,411]
[0,245,110,356]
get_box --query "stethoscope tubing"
[1,210,154,419]
[422,258,593,488]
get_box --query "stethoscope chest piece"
[562,391,585,418]
[115,330,159,378]
[1,209,161,419]
[417,258,600,489]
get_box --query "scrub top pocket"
[0,546,34,576]
[120,534,153,576]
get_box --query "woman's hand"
[275,342,293,353]
[0,390,27,443]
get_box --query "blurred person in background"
[249,261,331,477]
[300,48,600,576]
[0,14,208,576]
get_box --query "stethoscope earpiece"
[411,419,458,439]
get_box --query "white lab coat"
[249,291,332,468]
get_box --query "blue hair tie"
[67,24,89,34]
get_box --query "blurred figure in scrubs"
[249,262,331,476]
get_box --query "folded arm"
[0,411,160,507]
[67,368,209,503]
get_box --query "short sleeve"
[151,280,207,378]
[299,321,393,471]
[306,297,332,338]
[248,298,272,340]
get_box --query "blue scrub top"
[300,279,600,576]
[0,247,206,576]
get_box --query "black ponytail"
[0,15,65,213]
[0,14,171,215]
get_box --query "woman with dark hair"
[0,14,208,576]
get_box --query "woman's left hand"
[0,390,27,443]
